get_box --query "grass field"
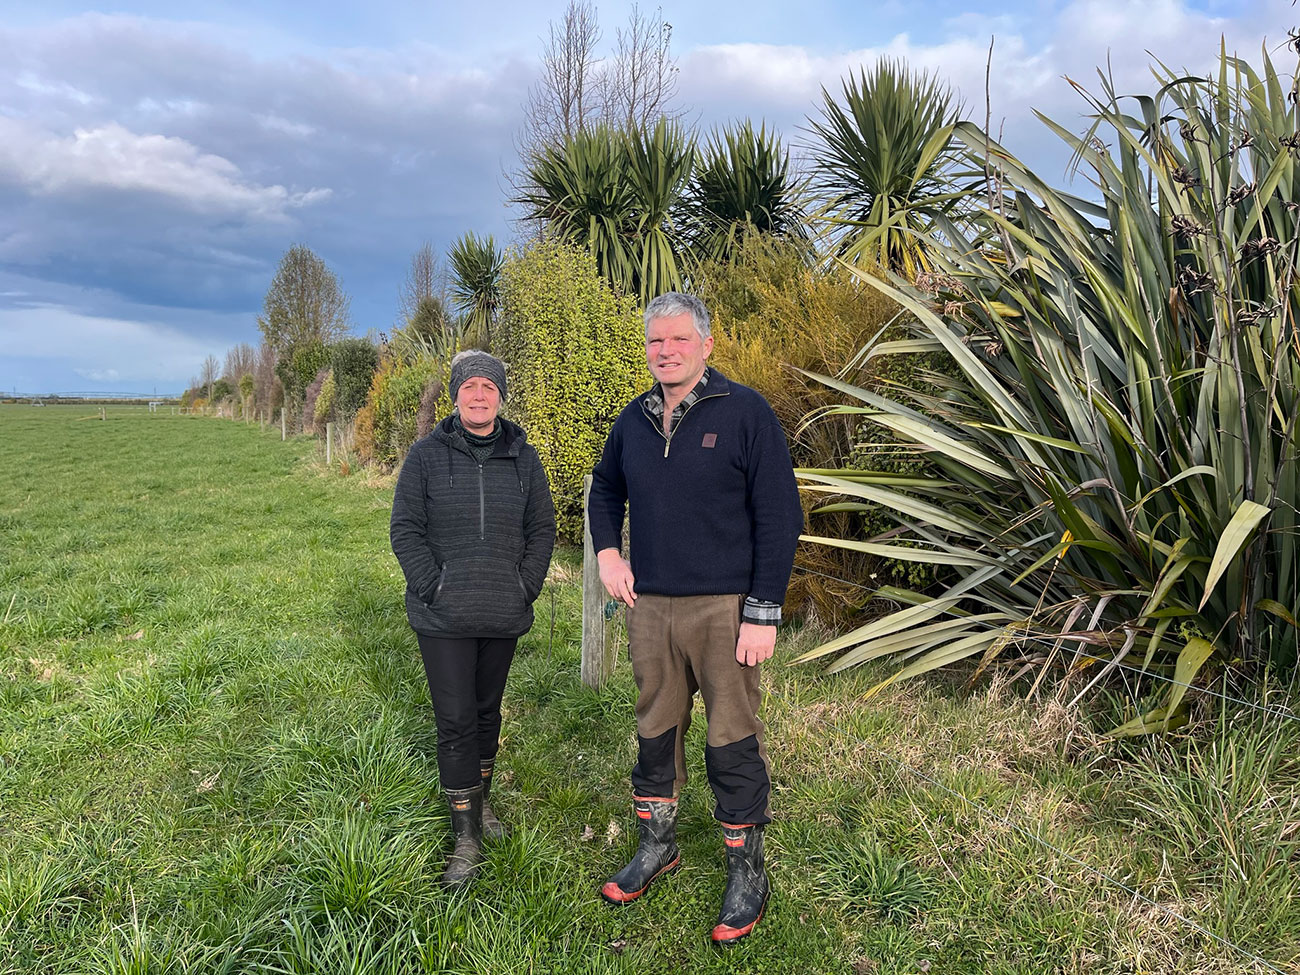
[1,405,1298,974]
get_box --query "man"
[588,292,803,946]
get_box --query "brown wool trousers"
[627,594,771,825]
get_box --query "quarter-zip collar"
[434,414,527,459]
[640,367,730,457]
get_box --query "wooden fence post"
[581,475,618,688]
[325,422,333,466]
[281,409,287,441]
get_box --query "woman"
[390,350,555,885]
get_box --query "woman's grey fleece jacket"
[390,415,556,638]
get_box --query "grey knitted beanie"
[449,350,507,403]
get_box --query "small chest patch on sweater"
[701,433,717,448]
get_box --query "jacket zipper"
[477,462,485,540]
[657,391,727,457]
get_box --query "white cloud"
[256,114,315,138]
[679,0,1296,177]
[0,117,331,219]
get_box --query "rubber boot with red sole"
[600,796,680,904]
[711,823,768,946]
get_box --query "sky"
[0,0,1295,396]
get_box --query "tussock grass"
[1,405,1297,974]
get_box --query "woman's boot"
[710,823,768,946]
[442,786,484,886]
[600,796,680,904]
[480,760,508,841]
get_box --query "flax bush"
[799,48,1300,730]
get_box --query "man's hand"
[736,622,776,667]
[597,548,637,607]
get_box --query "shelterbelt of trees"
[188,18,1300,731]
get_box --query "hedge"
[497,242,645,540]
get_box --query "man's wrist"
[742,596,781,626]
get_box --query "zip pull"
[663,438,670,458]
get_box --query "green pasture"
[1,406,1296,974]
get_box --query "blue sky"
[0,0,1293,395]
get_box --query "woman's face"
[456,376,501,435]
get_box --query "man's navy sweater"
[589,369,804,604]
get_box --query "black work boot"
[480,760,508,841]
[600,796,680,904]
[442,786,484,886]
[710,824,769,946]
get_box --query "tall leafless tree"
[253,340,279,415]
[602,6,680,132]
[223,342,256,383]
[200,354,219,402]
[515,2,681,188]
[397,242,443,325]
[520,0,603,160]
[394,242,454,351]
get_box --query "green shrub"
[313,370,336,427]
[276,340,330,427]
[363,355,451,469]
[497,242,645,540]
[330,338,378,419]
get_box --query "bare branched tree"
[520,0,603,159]
[200,354,219,402]
[223,342,256,383]
[602,6,680,131]
[516,2,681,171]
[398,242,444,325]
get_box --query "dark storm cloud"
[0,13,533,330]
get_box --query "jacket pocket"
[427,555,529,634]
[419,563,447,605]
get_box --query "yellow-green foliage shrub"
[362,354,453,469]
[497,242,645,540]
[353,401,377,465]
[313,370,336,426]
[697,238,945,620]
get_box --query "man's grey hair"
[644,292,711,340]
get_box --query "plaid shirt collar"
[643,367,711,428]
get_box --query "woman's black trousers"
[416,634,518,791]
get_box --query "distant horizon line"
[4,391,185,400]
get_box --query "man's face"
[646,311,712,392]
